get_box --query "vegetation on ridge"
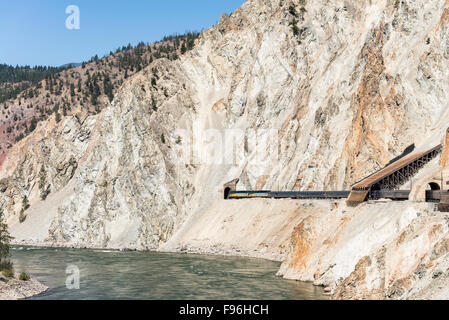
[0,31,200,163]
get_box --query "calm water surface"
[10,246,327,300]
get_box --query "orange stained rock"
[440,128,449,167]
[289,217,314,271]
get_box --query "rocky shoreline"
[166,244,287,262]
[11,240,287,262]
[10,240,145,252]
[0,273,48,300]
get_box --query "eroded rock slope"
[2,0,449,299]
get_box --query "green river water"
[10,246,327,300]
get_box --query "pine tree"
[103,75,114,102]
[151,95,157,111]
[39,165,48,200]
[0,207,13,270]
[22,195,29,211]
[29,117,37,132]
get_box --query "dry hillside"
[0,33,199,164]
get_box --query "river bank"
[0,272,48,300]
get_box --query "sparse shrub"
[19,272,30,281]
[292,24,299,36]
[433,269,443,279]
[15,133,24,142]
[0,260,13,273]
[22,195,30,211]
[152,95,157,111]
[2,268,14,279]
[288,5,298,17]
[19,208,27,223]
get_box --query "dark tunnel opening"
[224,187,231,200]
[427,182,441,191]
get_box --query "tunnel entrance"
[427,182,441,191]
[224,187,231,200]
[426,182,441,202]
[224,178,239,200]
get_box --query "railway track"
[227,190,443,202]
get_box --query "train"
[226,190,422,201]
[227,191,350,200]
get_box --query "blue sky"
[0,0,246,67]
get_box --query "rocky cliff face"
[277,200,449,300]
[2,0,449,299]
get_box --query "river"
[10,246,327,300]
